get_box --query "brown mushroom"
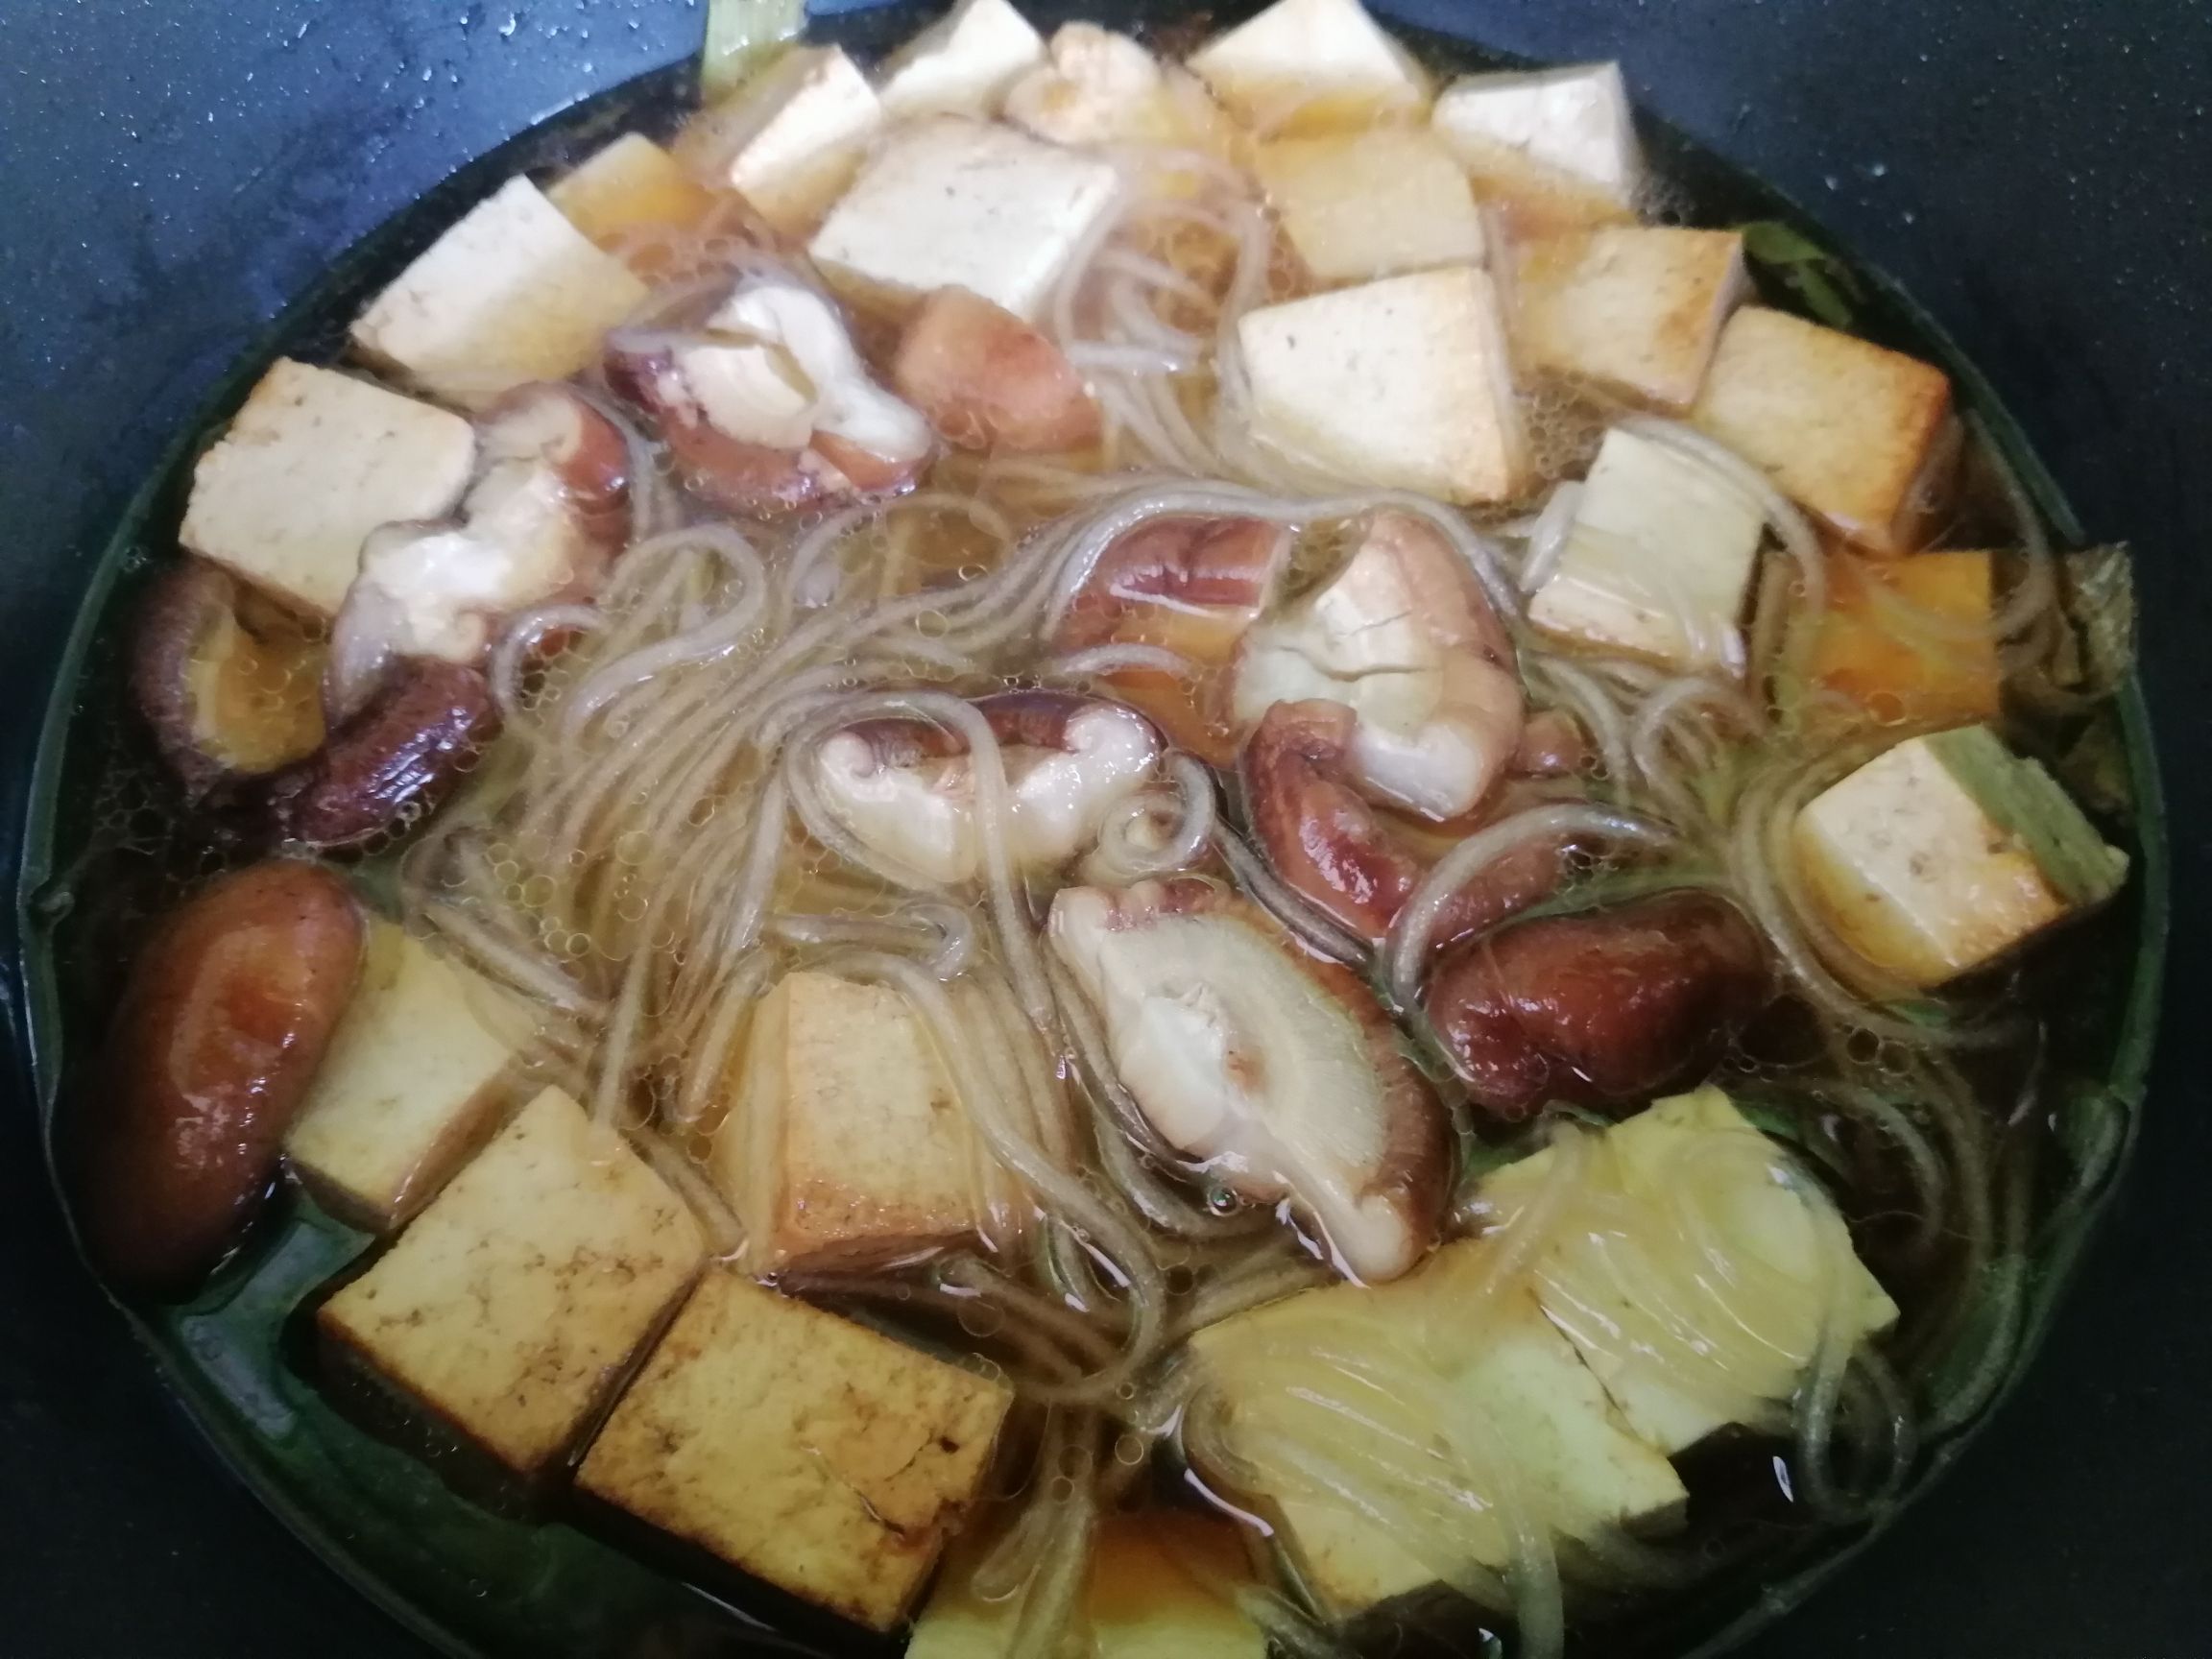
[1048,876,1451,1283]
[1423,890,1774,1122]
[892,285,1101,454]
[132,560,326,798]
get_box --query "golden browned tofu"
[319,1086,704,1478]
[1513,226,1746,410]
[1691,306,1957,553]
[577,1269,1013,1631]
[285,918,531,1231]
[712,970,986,1273]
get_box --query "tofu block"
[1527,425,1767,670]
[1194,1251,1686,1617]
[1692,306,1958,553]
[1256,129,1488,283]
[577,1269,1012,1630]
[1792,726,2128,990]
[1189,0,1429,134]
[350,177,649,409]
[676,45,884,234]
[713,970,983,1272]
[547,132,718,254]
[1810,549,2002,727]
[319,1087,704,1477]
[285,919,528,1231]
[910,1510,1264,1658]
[878,0,1046,118]
[807,117,1120,323]
[1432,63,1642,229]
[1004,23,1161,146]
[1513,226,1747,409]
[1479,1087,1901,1455]
[178,358,476,617]
[1237,266,1529,504]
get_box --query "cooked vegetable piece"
[1048,877,1451,1283]
[1527,425,1767,671]
[319,1086,704,1478]
[1422,890,1773,1120]
[1809,549,2002,726]
[576,1268,1013,1630]
[1692,306,1958,554]
[809,117,1122,323]
[546,132,718,262]
[178,359,476,619]
[877,0,1046,119]
[1431,63,1643,229]
[1255,129,1488,283]
[1792,724,2128,989]
[1188,0,1430,134]
[1237,268,1530,504]
[714,971,986,1272]
[349,177,649,410]
[893,285,1101,453]
[284,919,528,1232]
[676,44,883,234]
[1512,225,1747,410]
[80,861,363,1292]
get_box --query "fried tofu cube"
[807,117,1121,323]
[878,0,1046,119]
[178,359,476,618]
[909,1510,1265,1658]
[1810,549,2002,727]
[1692,306,1958,553]
[1237,266,1528,504]
[547,132,718,256]
[1432,63,1642,232]
[676,45,884,234]
[285,919,530,1231]
[1527,425,1767,670]
[350,177,649,410]
[1256,129,1488,283]
[712,970,983,1273]
[577,1269,1013,1630]
[318,1087,704,1477]
[1791,726,2128,990]
[1188,0,1429,134]
[1513,226,1747,409]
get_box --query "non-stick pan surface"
[3,2,2208,1655]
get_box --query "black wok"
[2,1,2208,1654]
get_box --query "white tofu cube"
[1188,0,1429,133]
[1527,425,1767,671]
[349,177,649,410]
[1792,726,2128,990]
[677,45,884,233]
[178,359,475,618]
[285,919,530,1232]
[547,132,717,252]
[878,0,1046,119]
[1432,63,1642,213]
[713,970,984,1272]
[576,1269,1013,1630]
[1237,266,1529,504]
[1255,129,1488,283]
[318,1086,704,1478]
[1513,225,1747,409]
[807,117,1120,322]
[1691,306,1958,553]
[1003,23,1162,146]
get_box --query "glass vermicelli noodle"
[49,2,2151,1656]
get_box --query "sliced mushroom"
[1240,699,1572,948]
[1054,515,1291,761]
[1047,877,1450,1283]
[608,276,932,517]
[1424,891,1774,1121]
[893,286,1101,454]
[132,560,326,798]
[1232,510,1524,820]
[325,382,631,719]
[814,690,1161,884]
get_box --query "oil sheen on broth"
[63,1,2142,1655]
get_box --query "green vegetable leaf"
[2055,709,2134,821]
[1741,220,1864,329]
[2057,542,2136,697]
